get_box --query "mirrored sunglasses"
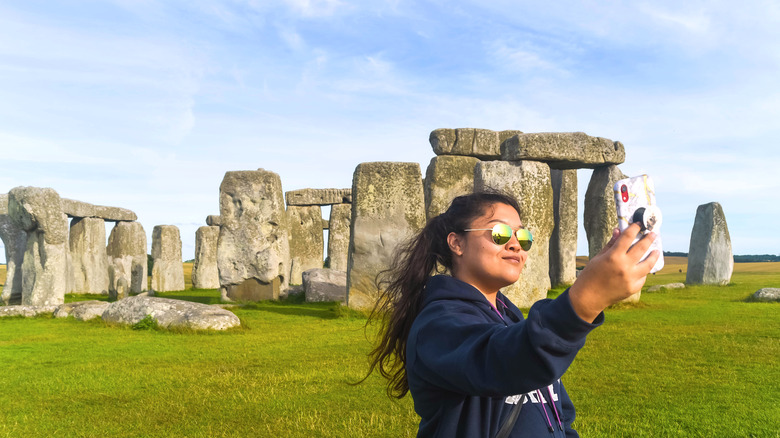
[463,223,533,251]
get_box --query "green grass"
[0,262,778,436]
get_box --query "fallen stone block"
[647,283,686,292]
[54,300,111,321]
[101,295,241,330]
[750,288,780,302]
[304,268,347,304]
[0,305,57,318]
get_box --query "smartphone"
[613,174,664,273]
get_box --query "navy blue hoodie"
[406,275,604,438]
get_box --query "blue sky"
[2,0,779,262]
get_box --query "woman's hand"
[568,223,660,323]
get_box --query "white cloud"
[282,0,346,17]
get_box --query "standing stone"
[549,169,578,287]
[287,205,324,285]
[151,225,185,292]
[69,217,109,294]
[327,204,352,272]
[8,187,69,306]
[474,161,554,308]
[191,226,220,289]
[686,202,733,285]
[347,162,426,310]
[424,155,479,220]
[107,221,148,294]
[0,194,27,305]
[217,169,289,301]
[109,277,129,301]
[584,165,627,259]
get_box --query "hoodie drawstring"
[547,385,564,431]
[535,389,554,433]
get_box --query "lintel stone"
[61,198,137,222]
[501,132,625,169]
[430,128,523,160]
[286,188,352,206]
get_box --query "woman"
[366,191,658,437]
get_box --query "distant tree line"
[663,251,780,263]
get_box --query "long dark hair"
[364,191,521,398]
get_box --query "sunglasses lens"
[491,224,512,245]
[516,228,533,251]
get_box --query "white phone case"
[613,174,664,273]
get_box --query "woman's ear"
[447,232,464,256]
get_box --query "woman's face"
[448,202,529,295]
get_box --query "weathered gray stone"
[501,132,625,169]
[287,205,324,285]
[206,215,221,226]
[430,128,523,160]
[686,202,733,285]
[303,268,347,303]
[474,161,554,308]
[327,203,352,272]
[424,155,479,220]
[217,169,289,302]
[101,295,240,330]
[107,221,148,294]
[751,288,780,302]
[191,226,220,289]
[347,162,426,310]
[0,194,26,305]
[109,277,129,301]
[584,165,627,258]
[549,169,578,287]
[151,225,185,292]
[69,217,109,294]
[286,188,352,206]
[61,198,137,222]
[647,283,686,292]
[54,300,110,321]
[0,305,57,318]
[8,187,69,306]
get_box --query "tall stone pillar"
[584,165,626,258]
[151,225,185,292]
[287,205,324,285]
[217,169,289,301]
[0,194,26,305]
[474,161,554,308]
[107,221,148,294]
[69,217,110,294]
[423,155,480,220]
[549,169,578,287]
[347,162,426,310]
[8,186,69,306]
[686,202,733,285]
[327,203,351,272]
[192,226,220,289]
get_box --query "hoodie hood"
[423,275,522,324]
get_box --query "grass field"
[0,260,778,437]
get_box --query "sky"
[1,0,779,263]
